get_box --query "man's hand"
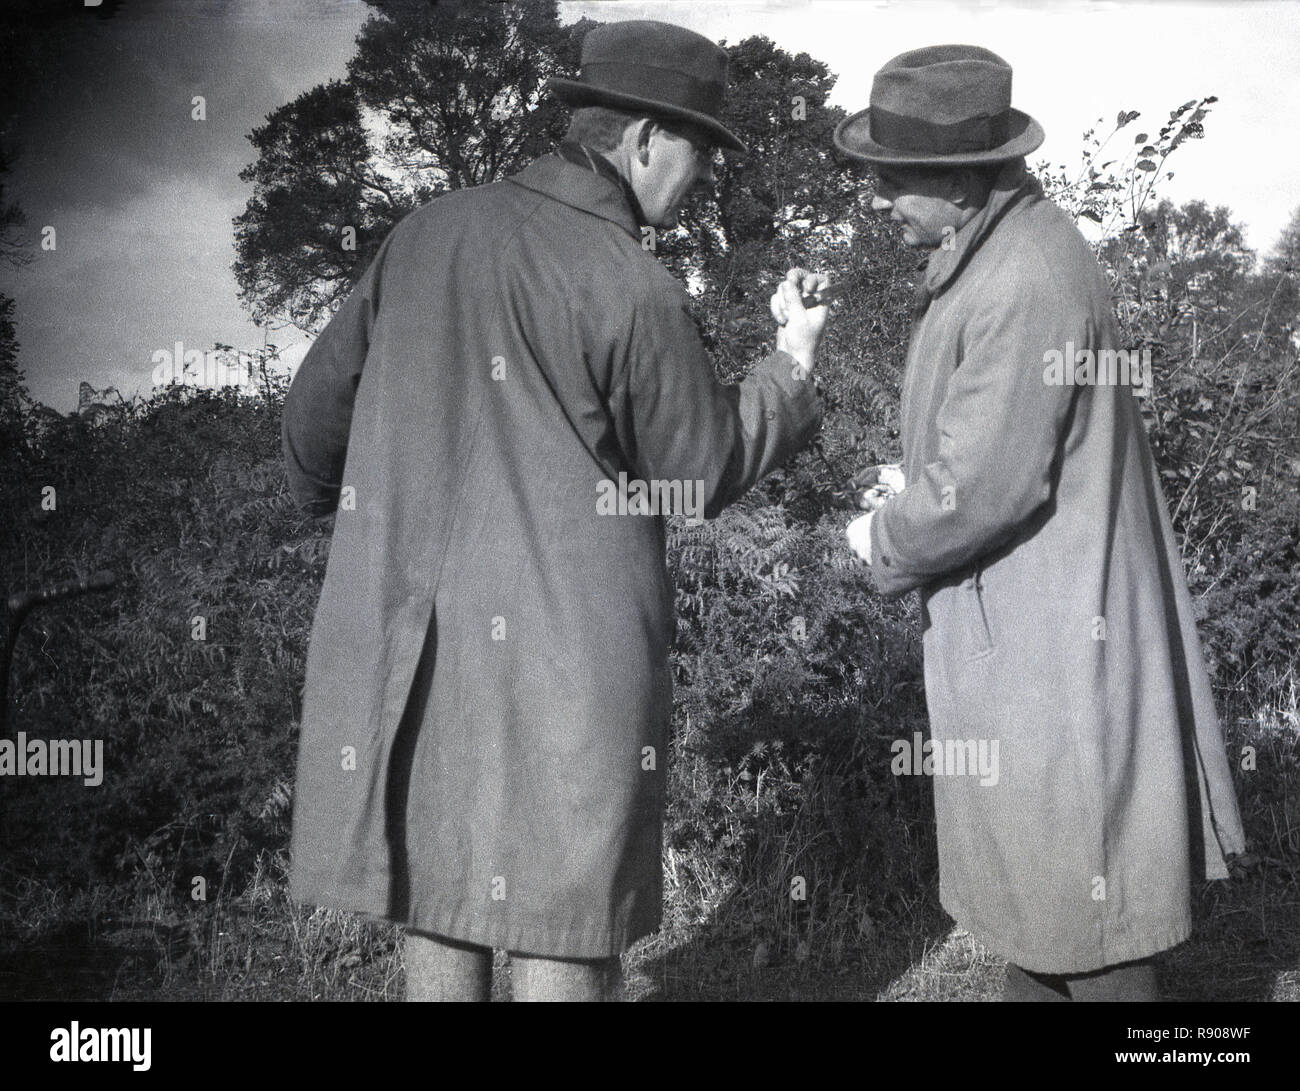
[770,267,830,377]
[846,511,874,565]
[850,462,905,512]
[846,465,904,563]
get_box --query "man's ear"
[947,171,973,208]
[635,119,655,166]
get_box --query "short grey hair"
[564,106,642,152]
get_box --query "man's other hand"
[850,462,904,511]
[846,511,875,565]
[770,267,829,376]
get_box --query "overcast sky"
[3,0,1297,412]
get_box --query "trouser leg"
[403,930,492,1002]
[510,952,623,1002]
[1003,962,1071,1001]
[1067,958,1159,1001]
[1004,957,1159,1002]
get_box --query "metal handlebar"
[2,570,116,731]
[7,570,116,616]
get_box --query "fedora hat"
[546,20,748,153]
[834,44,1043,165]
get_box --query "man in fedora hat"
[835,45,1244,1000]
[283,18,829,1001]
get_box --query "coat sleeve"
[611,271,823,518]
[281,239,392,516]
[869,266,1092,597]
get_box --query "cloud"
[2,0,370,410]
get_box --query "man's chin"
[659,196,696,230]
[641,207,675,231]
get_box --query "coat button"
[766,408,777,420]
[881,554,891,566]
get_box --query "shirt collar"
[507,147,644,241]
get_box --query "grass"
[1,675,1296,1002]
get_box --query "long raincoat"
[869,161,1245,973]
[283,151,821,958]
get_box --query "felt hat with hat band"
[834,44,1044,166]
[546,20,748,154]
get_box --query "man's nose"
[871,194,892,213]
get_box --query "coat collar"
[507,149,643,241]
[916,159,1041,314]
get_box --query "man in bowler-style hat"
[834,45,1245,1000]
[282,19,830,1001]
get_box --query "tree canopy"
[233,0,586,333]
[232,2,895,343]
